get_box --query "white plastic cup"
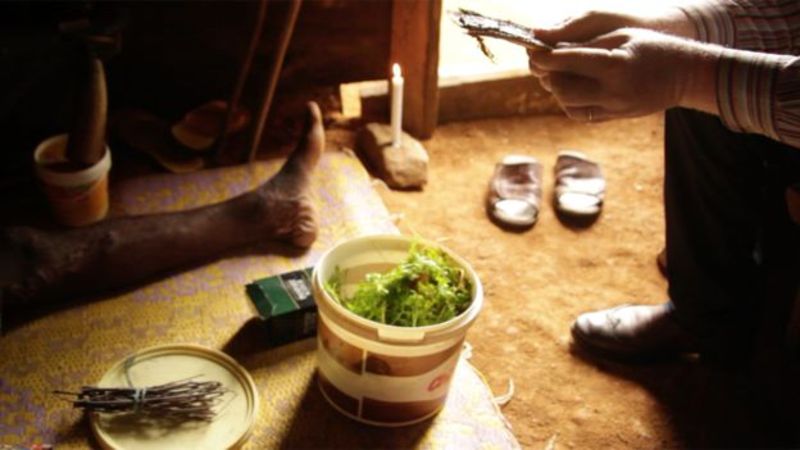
[33,134,112,227]
[312,234,484,426]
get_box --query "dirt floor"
[4,92,797,448]
[332,112,799,449]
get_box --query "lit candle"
[390,63,404,147]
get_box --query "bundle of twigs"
[449,8,553,62]
[55,379,228,421]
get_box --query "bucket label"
[427,373,451,392]
[364,340,464,377]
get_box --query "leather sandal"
[487,155,542,228]
[114,109,205,174]
[554,150,605,217]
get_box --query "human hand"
[533,6,695,46]
[528,28,720,122]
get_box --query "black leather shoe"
[571,303,698,359]
[656,248,667,277]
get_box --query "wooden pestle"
[65,51,107,167]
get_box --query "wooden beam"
[357,69,560,124]
[437,69,560,123]
[390,0,441,139]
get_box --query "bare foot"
[251,101,324,248]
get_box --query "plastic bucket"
[312,234,483,426]
[34,134,112,227]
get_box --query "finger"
[547,73,603,107]
[564,106,592,122]
[581,29,631,50]
[528,47,552,61]
[529,47,614,77]
[534,11,621,46]
[528,57,548,77]
[539,74,552,92]
[529,66,548,78]
[562,106,613,123]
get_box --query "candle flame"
[392,63,401,77]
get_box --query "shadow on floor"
[569,344,800,448]
[277,374,432,450]
[221,319,433,449]
[554,209,601,230]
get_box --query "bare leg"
[2,101,324,307]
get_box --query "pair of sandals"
[487,150,605,228]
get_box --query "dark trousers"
[664,108,800,359]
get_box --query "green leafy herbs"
[325,242,473,327]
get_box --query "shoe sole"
[569,324,698,364]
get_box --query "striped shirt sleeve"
[680,1,800,148]
[715,49,797,142]
[680,0,800,54]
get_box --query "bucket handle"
[377,327,426,344]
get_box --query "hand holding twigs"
[449,8,552,62]
[528,28,721,122]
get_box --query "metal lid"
[90,344,259,450]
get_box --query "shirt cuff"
[716,48,794,142]
[773,58,800,147]
[679,0,736,47]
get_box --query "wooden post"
[249,0,303,162]
[215,0,269,164]
[390,0,441,139]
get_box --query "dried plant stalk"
[449,8,552,60]
[55,379,228,421]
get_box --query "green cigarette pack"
[246,267,317,344]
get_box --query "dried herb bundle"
[449,8,552,62]
[326,241,472,327]
[55,379,228,421]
